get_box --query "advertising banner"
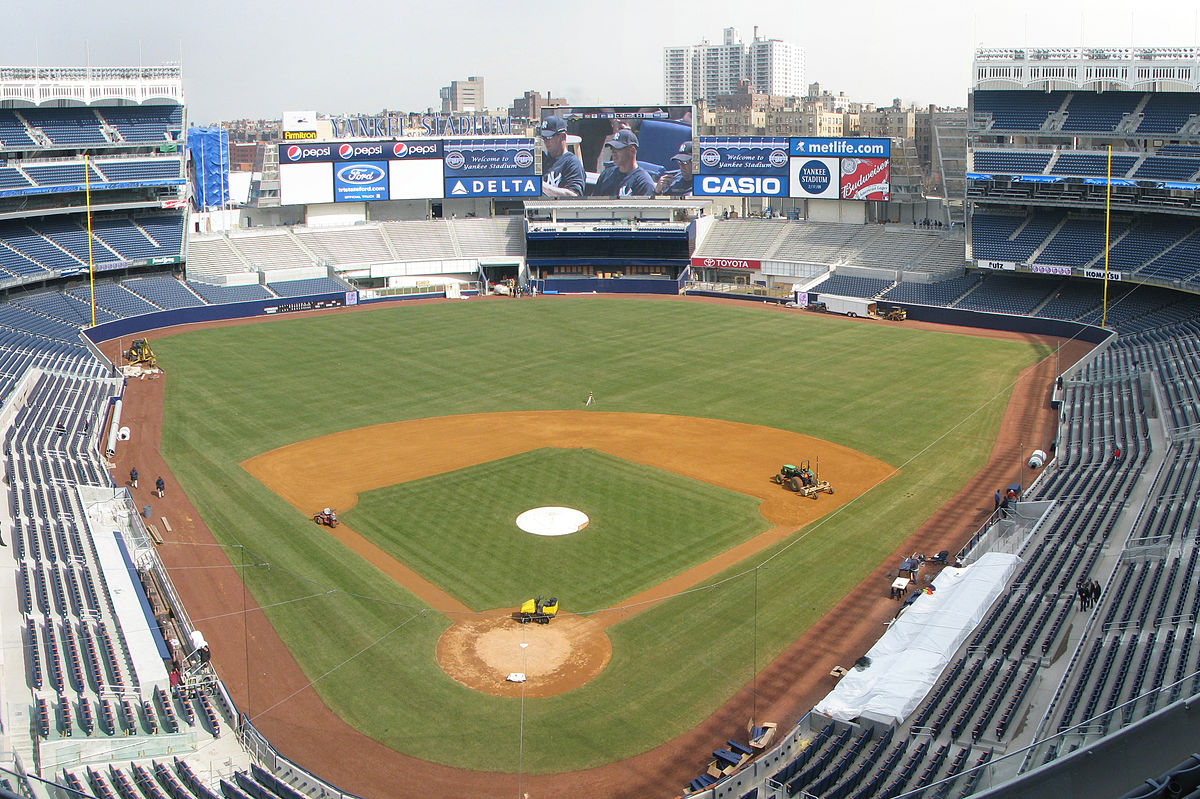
[840,158,890,201]
[692,174,787,196]
[443,139,536,177]
[278,162,332,205]
[789,157,840,199]
[388,140,443,160]
[388,159,445,200]
[334,161,388,202]
[690,256,762,270]
[790,138,891,158]
[696,138,790,176]
[280,143,335,163]
[444,176,541,198]
[279,140,443,164]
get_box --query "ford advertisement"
[334,161,388,202]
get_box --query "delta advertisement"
[278,138,539,204]
[694,136,891,200]
[540,106,693,198]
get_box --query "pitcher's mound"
[436,612,611,698]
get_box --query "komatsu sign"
[695,175,785,196]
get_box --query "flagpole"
[85,154,96,327]
[1101,144,1111,329]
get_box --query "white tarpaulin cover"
[813,552,1022,726]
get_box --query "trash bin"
[142,505,152,519]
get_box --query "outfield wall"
[542,277,681,295]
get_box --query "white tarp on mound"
[814,551,1021,726]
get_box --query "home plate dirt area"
[242,411,895,694]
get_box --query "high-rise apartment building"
[663,27,804,104]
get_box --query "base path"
[97,304,1093,799]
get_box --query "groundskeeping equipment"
[313,508,340,528]
[514,596,559,624]
[126,339,157,367]
[770,460,834,498]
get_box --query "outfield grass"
[157,297,1051,772]
[343,447,769,611]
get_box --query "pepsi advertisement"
[334,161,388,202]
[696,138,790,176]
[443,139,537,177]
[279,140,442,163]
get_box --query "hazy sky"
[8,0,1200,123]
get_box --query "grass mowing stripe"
[344,448,768,611]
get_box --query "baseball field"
[152,296,1051,774]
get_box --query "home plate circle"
[516,506,589,536]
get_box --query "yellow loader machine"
[770,460,834,499]
[126,339,157,367]
[514,596,559,624]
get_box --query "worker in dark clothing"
[155,476,165,498]
[130,467,138,489]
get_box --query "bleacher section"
[812,274,894,298]
[18,108,107,146]
[1050,153,1139,177]
[974,90,1200,135]
[974,90,1066,131]
[98,105,183,143]
[266,277,349,297]
[185,281,275,304]
[970,210,1200,287]
[1061,91,1143,132]
[692,220,966,276]
[0,112,36,148]
[972,151,1053,175]
[187,218,528,282]
[0,215,185,277]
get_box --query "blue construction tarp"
[187,126,229,209]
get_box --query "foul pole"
[1101,145,1112,329]
[85,154,96,327]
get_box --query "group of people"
[130,467,166,498]
[538,115,693,199]
[1077,577,1103,611]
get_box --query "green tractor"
[770,460,834,499]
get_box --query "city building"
[663,27,804,104]
[509,90,568,123]
[439,76,484,113]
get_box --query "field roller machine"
[770,460,834,498]
[514,596,559,624]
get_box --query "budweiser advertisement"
[690,257,761,270]
[840,158,890,201]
